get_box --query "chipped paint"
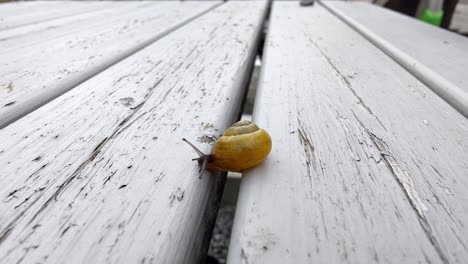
[0,2,268,263]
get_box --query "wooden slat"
[0,1,113,31]
[0,1,267,263]
[0,2,148,43]
[0,1,66,18]
[0,1,219,128]
[0,2,167,52]
[320,1,468,117]
[228,3,468,264]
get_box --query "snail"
[183,120,272,175]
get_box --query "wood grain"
[0,1,63,18]
[0,2,147,44]
[0,1,219,128]
[228,3,468,264]
[320,1,468,117]
[0,1,113,31]
[0,2,267,263]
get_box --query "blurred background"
[0,0,466,35]
[349,0,467,35]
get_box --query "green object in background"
[419,8,444,26]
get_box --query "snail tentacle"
[182,138,206,157]
[183,138,210,178]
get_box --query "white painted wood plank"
[0,1,167,52]
[0,1,267,263]
[0,1,219,128]
[228,3,468,264]
[0,2,148,43]
[0,1,114,31]
[321,1,468,117]
[0,1,65,17]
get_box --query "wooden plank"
[0,1,113,31]
[320,1,468,117]
[0,1,267,263]
[0,1,65,18]
[0,2,148,43]
[0,2,162,52]
[0,1,219,128]
[227,3,468,264]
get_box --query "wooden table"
[0,1,467,264]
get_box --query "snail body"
[183,120,272,174]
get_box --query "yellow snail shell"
[183,120,272,173]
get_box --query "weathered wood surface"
[0,2,147,43]
[320,1,468,117]
[0,1,219,129]
[0,1,62,18]
[0,1,267,263]
[0,1,77,21]
[228,3,468,264]
[0,1,113,31]
[0,1,179,51]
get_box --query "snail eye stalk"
[182,138,206,157]
[182,138,209,179]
